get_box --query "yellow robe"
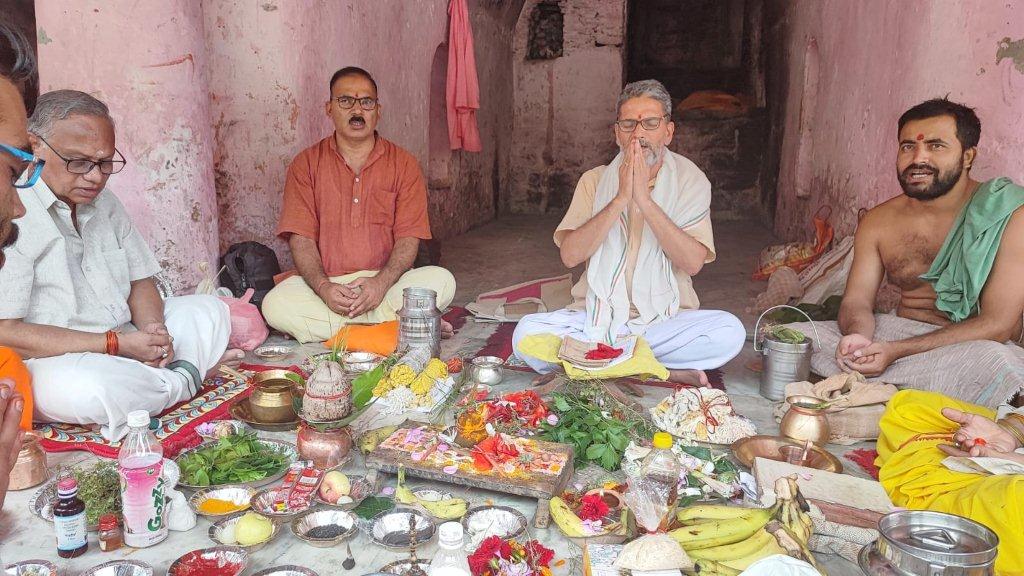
[878,389,1024,575]
[0,347,32,430]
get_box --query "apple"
[318,471,351,503]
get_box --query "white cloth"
[585,150,711,343]
[0,179,162,330]
[28,295,231,441]
[512,308,744,374]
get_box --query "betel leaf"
[679,445,713,462]
[353,496,395,519]
[351,361,388,409]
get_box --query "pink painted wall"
[35,0,220,291]
[770,1,1024,240]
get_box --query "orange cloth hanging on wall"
[447,0,482,152]
[0,347,33,430]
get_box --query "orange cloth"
[447,0,482,152]
[324,321,399,356]
[275,135,432,283]
[0,347,32,430]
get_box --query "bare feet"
[441,319,454,340]
[668,369,710,387]
[206,348,245,379]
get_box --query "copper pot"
[779,395,830,445]
[296,424,352,469]
[250,381,298,423]
[9,434,48,490]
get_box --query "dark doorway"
[0,0,39,113]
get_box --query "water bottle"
[639,432,682,531]
[428,522,472,576]
[118,410,168,548]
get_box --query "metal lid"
[878,510,998,565]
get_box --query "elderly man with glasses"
[262,67,455,343]
[512,80,744,386]
[0,89,239,441]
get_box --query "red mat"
[845,448,881,480]
[35,372,251,459]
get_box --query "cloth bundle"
[774,372,897,443]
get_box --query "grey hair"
[28,89,114,137]
[616,79,673,118]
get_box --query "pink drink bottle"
[118,410,168,548]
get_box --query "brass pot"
[779,395,830,445]
[250,381,299,423]
[9,434,48,490]
[296,424,352,469]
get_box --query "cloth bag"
[218,288,269,351]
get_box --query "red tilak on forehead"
[916,133,925,141]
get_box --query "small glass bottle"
[53,477,88,558]
[98,514,123,552]
[428,522,472,576]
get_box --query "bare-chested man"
[787,98,1024,408]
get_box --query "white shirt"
[0,178,161,332]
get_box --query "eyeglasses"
[332,96,378,110]
[35,135,126,175]
[613,115,670,132]
[0,142,44,188]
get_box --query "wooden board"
[364,420,574,524]
[753,457,895,516]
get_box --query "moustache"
[0,222,17,249]
[348,115,365,125]
[902,163,937,176]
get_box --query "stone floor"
[0,215,870,575]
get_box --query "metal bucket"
[754,305,820,401]
[397,287,441,358]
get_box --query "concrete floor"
[0,215,868,575]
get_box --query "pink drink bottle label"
[119,455,167,548]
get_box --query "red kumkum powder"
[171,551,244,576]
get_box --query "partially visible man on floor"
[262,67,455,343]
[787,98,1024,408]
[512,80,745,386]
[0,20,36,510]
[0,89,242,441]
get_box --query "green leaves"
[353,496,395,519]
[540,391,637,472]
[178,433,289,486]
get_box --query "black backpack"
[219,242,281,308]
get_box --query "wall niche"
[527,1,563,60]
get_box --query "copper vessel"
[9,434,48,490]
[779,395,831,445]
[296,424,352,469]
[250,378,299,424]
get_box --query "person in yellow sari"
[878,389,1024,575]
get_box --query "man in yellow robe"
[878,389,1024,575]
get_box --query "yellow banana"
[359,425,399,454]
[419,497,468,520]
[686,528,775,562]
[670,505,777,550]
[549,496,589,538]
[720,540,788,571]
[677,504,760,523]
[693,560,741,576]
[395,468,417,505]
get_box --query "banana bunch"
[764,477,821,571]
[395,468,468,520]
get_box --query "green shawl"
[921,177,1024,322]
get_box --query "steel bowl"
[253,345,295,363]
[79,560,154,576]
[252,567,320,576]
[4,560,58,576]
[315,474,374,510]
[470,356,504,385]
[342,351,384,374]
[379,560,430,576]
[291,508,358,548]
[189,485,256,519]
[208,511,281,552]
[168,546,248,576]
[462,505,528,542]
[249,487,313,521]
[370,508,436,549]
[175,438,297,490]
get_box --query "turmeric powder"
[197,497,246,515]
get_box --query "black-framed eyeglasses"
[35,135,126,175]
[332,96,378,111]
[0,142,44,188]
[613,115,670,132]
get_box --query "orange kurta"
[0,347,32,430]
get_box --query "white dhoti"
[29,295,231,441]
[512,308,746,374]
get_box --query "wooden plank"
[753,457,895,515]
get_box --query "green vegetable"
[770,325,806,344]
[540,390,651,471]
[353,496,395,519]
[177,433,289,486]
[73,461,121,525]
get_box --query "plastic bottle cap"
[652,432,673,450]
[438,521,464,545]
[126,410,150,428]
[57,477,78,496]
